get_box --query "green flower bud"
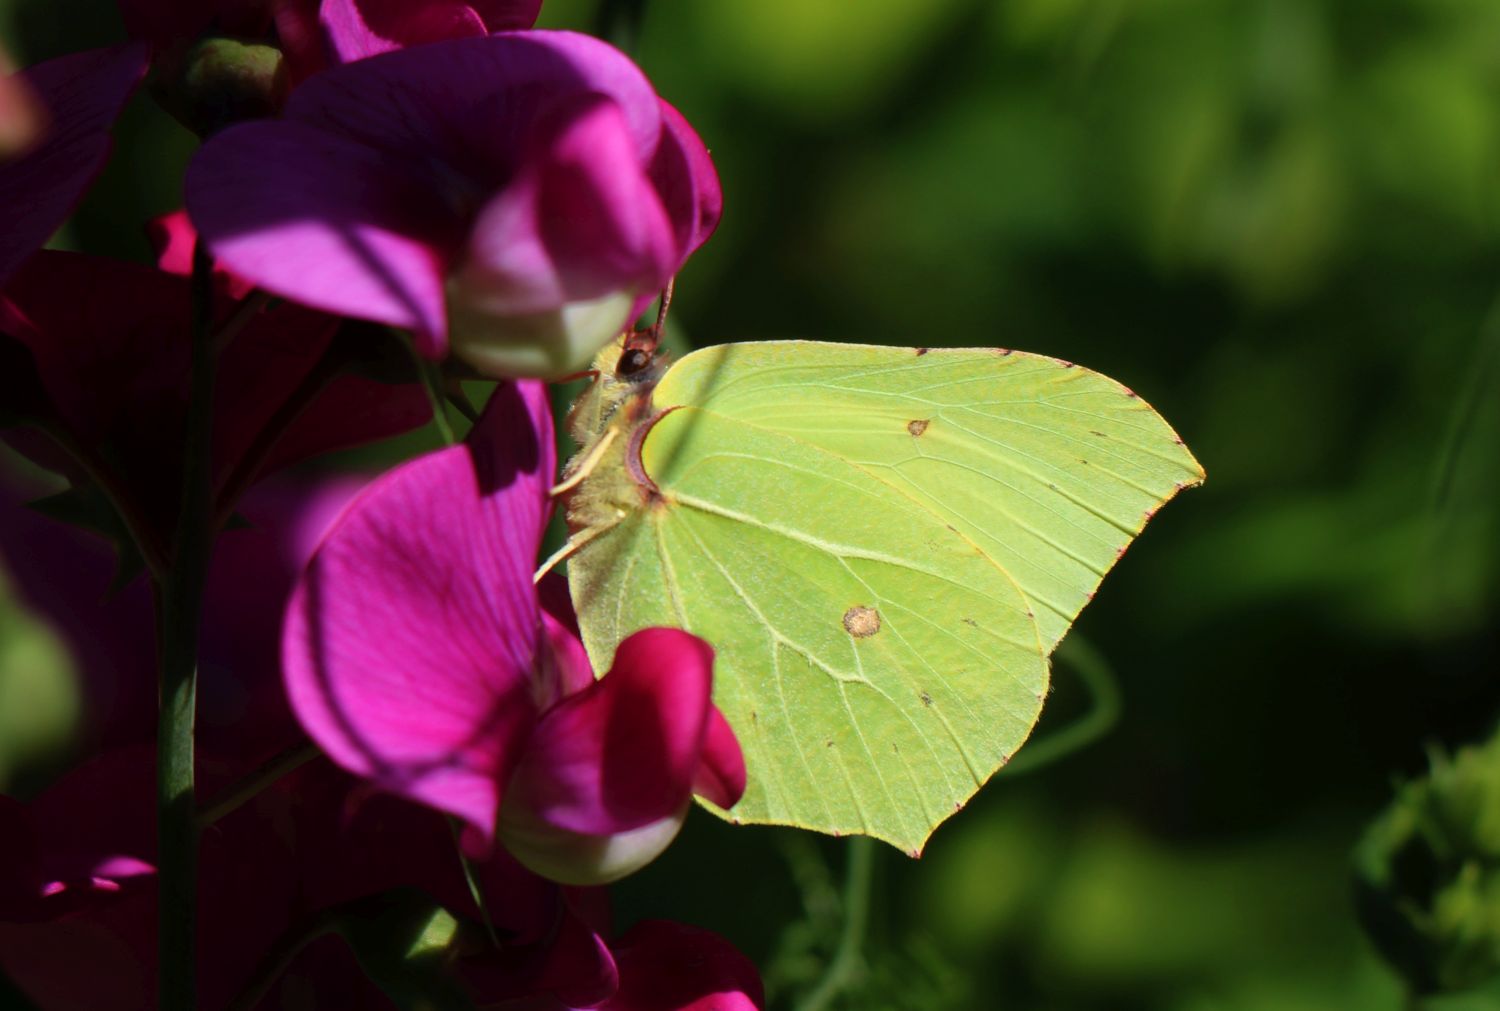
[1357,730,1500,995]
[153,37,286,138]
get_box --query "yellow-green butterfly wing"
[565,341,1202,854]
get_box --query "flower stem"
[414,351,458,446]
[447,816,503,949]
[196,741,321,828]
[796,837,875,1011]
[999,633,1121,778]
[211,343,343,531]
[156,242,219,1011]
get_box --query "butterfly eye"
[616,347,652,377]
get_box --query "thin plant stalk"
[796,837,875,1011]
[156,242,219,1010]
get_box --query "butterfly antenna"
[617,278,676,377]
[653,276,674,338]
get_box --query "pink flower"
[186,31,722,379]
[0,748,299,1010]
[0,752,764,1009]
[282,381,745,884]
[0,465,371,761]
[0,250,430,570]
[0,44,147,284]
[290,0,543,69]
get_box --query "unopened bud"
[1357,730,1500,994]
[153,37,286,137]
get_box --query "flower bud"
[154,37,286,137]
[1357,730,1500,994]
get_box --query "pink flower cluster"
[0,0,753,1007]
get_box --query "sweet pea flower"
[282,381,745,884]
[0,748,299,1010]
[0,752,762,1009]
[0,460,373,761]
[0,250,430,572]
[187,31,722,379]
[283,0,542,70]
[0,44,147,283]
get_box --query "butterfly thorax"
[561,339,668,537]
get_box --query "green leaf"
[564,341,1202,853]
[333,890,477,1011]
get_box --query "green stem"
[447,816,502,950]
[196,741,321,828]
[211,346,344,531]
[1000,633,1121,778]
[795,838,875,1011]
[156,242,218,1011]
[412,346,458,446]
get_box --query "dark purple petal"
[1,251,191,450]
[598,920,765,1011]
[460,892,620,1007]
[282,382,557,838]
[186,119,459,350]
[318,0,547,67]
[320,0,497,63]
[0,44,147,284]
[282,32,662,189]
[536,573,596,707]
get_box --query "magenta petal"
[0,44,147,284]
[320,0,546,65]
[146,209,195,278]
[285,32,662,183]
[509,628,717,836]
[536,573,595,705]
[462,895,620,1008]
[468,0,543,30]
[186,119,458,350]
[692,706,747,811]
[459,93,677,315]
[650,99,724,266]
[321,0,488,63]
[282,382,556,838]
[599,920,766,1011]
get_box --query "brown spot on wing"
[843,606,881,638]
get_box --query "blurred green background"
[5,0,1500,1007]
